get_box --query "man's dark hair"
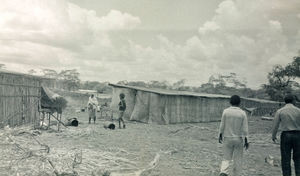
[284,94,294,104]
[119,93,125,99]
[230,95,241,106]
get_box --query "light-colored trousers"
[220,137,244,176]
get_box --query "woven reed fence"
[109,84,281,124]
[0,71,41,128]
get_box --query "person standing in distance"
[118,93,126,129]
[272,94,300,176]
[219,95,249,176]
[87,94,98,124]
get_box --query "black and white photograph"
[0,0,299,175]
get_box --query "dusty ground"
[0,109,283,176]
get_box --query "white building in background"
[76,89,99,97]
[75,89,112,99]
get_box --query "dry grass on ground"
[0,110,282,176]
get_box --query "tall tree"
[0,64,6,69]
[208,73,247,89]
[28,69,36,75]
[148,80,170,89]
[263,57,300,101]
[173,79,186,90]
[58,69,80,91]
[127,81,148,87]
[117,80,128,85]
[42,69,58,79]
[286,56,300,77]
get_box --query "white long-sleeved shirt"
[87,97,98,110]
[272,103,300,138]
[219,106,249,138]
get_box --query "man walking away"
[272,94,300,176]
[219,95,249,176]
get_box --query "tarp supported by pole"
[40,86,67,113]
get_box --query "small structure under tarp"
[39,86,68,130]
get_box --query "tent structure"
[109,83,281,125]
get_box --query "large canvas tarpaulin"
[130,91,150,123]
[148,93,166,124]
[110,87,136,120]
[130,92,167,124]
[41,86,60,107]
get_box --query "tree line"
[0,56,299,101]
[117,56,300,101]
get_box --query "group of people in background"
[219,94,300,176]
[87,93,126,129]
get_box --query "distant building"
[75,89,111,99]
[76,89,99,96]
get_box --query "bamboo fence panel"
[0,72,41,128]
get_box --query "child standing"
[118,93,126,129]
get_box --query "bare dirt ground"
[0,109,283,176]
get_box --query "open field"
[0,109,283,176]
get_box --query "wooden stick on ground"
[168,126,193,135]
[135,153,160,176]
[50,114,68,128]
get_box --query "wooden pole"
[50,113,68,128]
[40,112,43,128]
[48,113,50,130]
[57,112,62,131]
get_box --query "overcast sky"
[0,0,299,88]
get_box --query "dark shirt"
[118,99,126,111]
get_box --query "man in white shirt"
[218,95,249,176]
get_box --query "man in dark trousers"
[272,94,300,176]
